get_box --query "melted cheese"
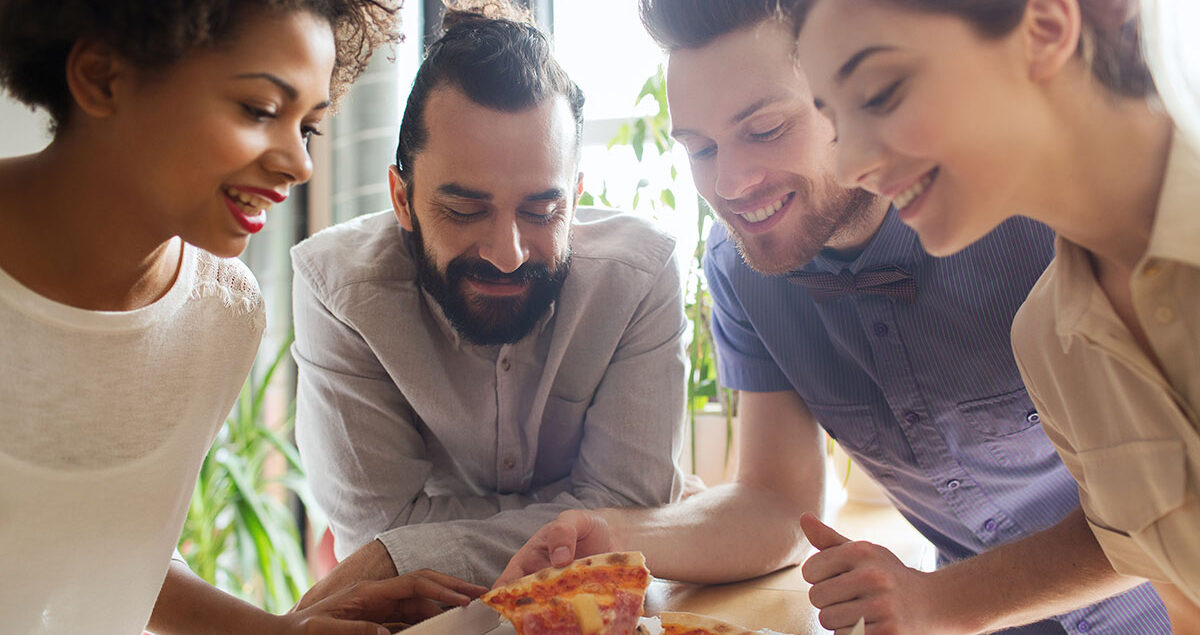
[571,593,605,634]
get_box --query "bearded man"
[290,2,685,599]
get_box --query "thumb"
[800,512,850,550]
[543,520,582,567]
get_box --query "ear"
[1022,0,1083,83]
[388,165,415,231]
[574,172,585,201]
[64,39,126,119]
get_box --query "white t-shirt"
[0,240,265,634]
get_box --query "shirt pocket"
[956,387,1041,437]
[808,402,893,482]
[1078,439,1187,581]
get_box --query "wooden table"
[643,566,823,634]
[636,499,930,634]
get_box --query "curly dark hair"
[394,0,584,184]
[0,0,403,130]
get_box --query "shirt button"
[873,322,889,337]
[946,479,961,490]
[1077,620,1091,632]
[903,411,919,424]
[984,518,998,532]
[500,358,511,371]
[1142,262,1161,278]
[1155,306,1176,324]
[1027,411,1041,424]
[502,457,516,470]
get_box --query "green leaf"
[632,120,647,162]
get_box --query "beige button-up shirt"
[1013,132,1200,603]
[292,208,686,583]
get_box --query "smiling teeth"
[893,172,935,210]
[743,197,785,224]
[225,187,269,215]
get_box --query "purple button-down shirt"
[705,210,1167,634]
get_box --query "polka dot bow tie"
[787,265,917,304]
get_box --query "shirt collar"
[1145,129,1200,268]
[1047,128,1200,347]
[1045,235,1095,345]
[804,206,921,274]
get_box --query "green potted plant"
[177,334,322,612]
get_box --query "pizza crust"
[659,611,758,634]
[485,551,648,598]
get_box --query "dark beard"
[409,216,570,346]
[722,176,879,275]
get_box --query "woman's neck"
[1034,78,1174,273]
[0,136,181,311]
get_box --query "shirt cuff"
[376,524,473,581]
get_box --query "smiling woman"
[0,1,486,634]
[791,0,1200,625]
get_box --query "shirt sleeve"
[293,266,546,563]
[374,248,688,584]
[703,240,793,392]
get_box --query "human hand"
[494,509,614,586]
[278,569,487,634]
[800,513,956,635]
[295,539,399,612]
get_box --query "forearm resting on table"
[603,482,814,584]
[934,508,1142,633]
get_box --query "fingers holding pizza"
[497,509,617,587]
[484,551,651,635]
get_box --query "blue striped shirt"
[704,209,1167,634]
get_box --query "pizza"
[482,551,651,635]
[658,611,758,635]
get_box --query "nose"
[479,216,529,274]
[833,124,884,192]
[713,146,766,201]
[263,129,315,186]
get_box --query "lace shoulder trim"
[190,250,264,317]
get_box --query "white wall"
[0,93,51,158]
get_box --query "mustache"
[445,257,556,284]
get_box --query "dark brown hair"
[788,0,1153,97]
[394,0,584,183]
[0,0,403,130]
[639,0,791,51]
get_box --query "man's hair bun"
[440,0,534,33]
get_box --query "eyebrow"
[670,94,788,139]
[836,45,897,84]
[525,188,566,202]
[438,183,492,201]
[233,72,331,110]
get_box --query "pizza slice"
[658,611,758,635]
[483,551,651,635]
